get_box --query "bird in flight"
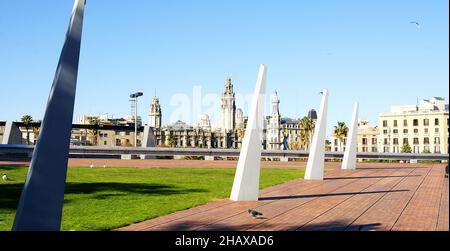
[410,21,420,28]
[248,209,263,218]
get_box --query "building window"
[383,120,388,127]
[414,129,419,134]
[393,120,398,127]
[103,141,107,146]
[393,138,399,145]
[435,128,439,134]
[384,139,388,145]
[434,137,440,144]
[383,130,388,135]
[413,138,419,145]
[125,131,130,136]
[115,139,121,146]
[423,137,430,144]
[413,119,419,126]
[372,147,377,152]
[423,119,429,126]
[393,129,398,134]
[403,120,408,126]
[403,138,409,145]
[362,138,367,145]
[372,138,377,144]
[434,146,441,153]
[435,118,439,126]
[384,147,389,153]
[403,129,408,134]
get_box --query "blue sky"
[0,0,448,136]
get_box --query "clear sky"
[0,0,448,137]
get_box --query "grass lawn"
[0,166,304,231]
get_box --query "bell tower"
[220,77,236,132]
[149,96,162,129]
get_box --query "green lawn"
[0,166,304,231]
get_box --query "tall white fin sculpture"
[342,102,359,170]
[230,64,267,201]
[12,0,86,231]
[304,89,329,180]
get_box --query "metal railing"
[0,144,448,161]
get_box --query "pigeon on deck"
[248,209,263,218]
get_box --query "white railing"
[0,144,448,161]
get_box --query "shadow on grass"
[0,182,208,210]
[0,165,28,170]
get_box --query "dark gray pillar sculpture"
[12,0,86,231]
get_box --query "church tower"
[149,96,162,129]
[220,77,236,132]
[267,91,281,150]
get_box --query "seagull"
[103,165,107,168]
[248,209,263,218]
[410,21,420,28]
[90,164,94,169]
[2,174,9,182]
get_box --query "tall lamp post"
[130,92,143,147]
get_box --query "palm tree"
[88,117,99,146]
[21,115,33,144]
[167,134,177,147]
[333,122,349,151]
[299,116,315,150]
[32,127,40,144]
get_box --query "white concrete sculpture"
[230,64,267,201]
[2,121,23,145]
[342,102,359,170]
[142,126,156,147]
[12,0,86,231]
[140,126,156,159]
[304,89,329,180]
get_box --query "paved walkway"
[117,163,449,231]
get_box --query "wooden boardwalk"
[117,163,449,231]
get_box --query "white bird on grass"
[90,164,94,169]
[2,174,10,182]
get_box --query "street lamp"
[130,92,144,147]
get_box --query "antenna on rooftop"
[416,97,419,111]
